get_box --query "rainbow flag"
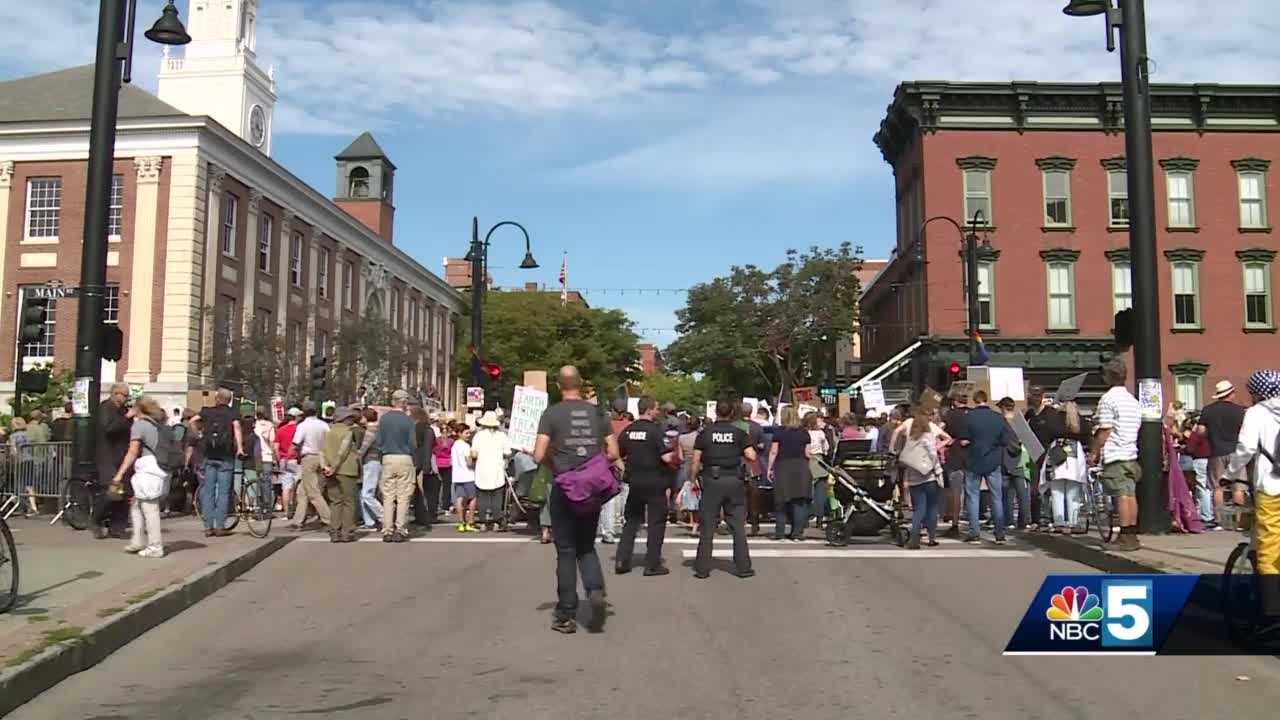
[972,332,991,366]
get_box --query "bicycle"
[194,460,273,538]
[1080,466,1116,544]
[1221,493,1260,649]
[0,515,18,613]
[56,475,99,531]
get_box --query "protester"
[471,411,512,532]
[275,407,301,517]
[357,407,384,531]
[690,400,757,579]
[451,424,477,532]
[889,404,952,549]
[51,403,73,442]
[940,392,970,538]
[1091,358,1143,551]
[1039,399,1088,534]
[677,417,703,535]
[996,398,1031,531]
[767,407,812,541]
[290,401,331,531]
[322,407,363,543]
[433,420,455,518]
[598,399,631,544]
[957,390,1010,544]
[1230,370,1280,622]
[615,396,675,576]
[1181,414,1215,528]
[199,388,244,538]
[534,366,619,634]
[734,403,767,536]
[415,411,441,526]
[376,390,418,542]
[1198,379,1248,529]
[95,382,134,539]
[109,397,172,558]
[254,409,276,497]
[805,412,831,527]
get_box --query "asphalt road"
[11,532,1280,720]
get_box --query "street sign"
[28,285,80,300]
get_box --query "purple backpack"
[553,453,621,516]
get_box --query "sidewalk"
[1019,526,1244,574]
[0,514,292,716]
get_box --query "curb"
[0,535,294,718]
[1016,531,1169,574]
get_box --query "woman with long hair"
[677,416,703,535]
[357,407,383,530]
[110,396,170,557]
[1040,401,1090,533]
[889,404,952,548]
[769,406,813,541]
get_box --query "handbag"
[898,433,937,476]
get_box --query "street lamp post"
[921,210,990,367]
[73,1,189,486]
[1064,0,1169,533]
[467,217,538,387]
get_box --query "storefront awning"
[848,340,922,392]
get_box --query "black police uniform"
[693,420,753,578]
[615,418,669,574]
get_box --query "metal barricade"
[1,442,73,518]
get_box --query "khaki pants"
[326,473,360,536]
[293,454,331,526]
[380,455,415,534]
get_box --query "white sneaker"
[123,544,145,554]
[139,546,165,559]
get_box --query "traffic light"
[1113,308,1133,349]
[102,324,124,362]
[946,361,963,389]
[19,298,49,346]
[486,362,501,385]
[310,354,327,391]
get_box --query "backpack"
[145,420,184,474]
[201,407,235,456]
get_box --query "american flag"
[559,254,567,306]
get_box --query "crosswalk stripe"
[682,549,1034,559]
[297,535,1024,553]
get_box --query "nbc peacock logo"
[1047,586,1104,621]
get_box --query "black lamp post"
[1063,0,1169,533]
[467,217,538,389]
[921,210,991,367]
[73,1,189,486]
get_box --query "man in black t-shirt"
[941,392,970,538]
[689,400,758,579]
[615,396,676,576]
[1197,379,1248,515]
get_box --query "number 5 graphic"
[1102,579,1153,647]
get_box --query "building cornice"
[1104,248,1130,263]
[1168,360,1210,376]
[874,81,1280,166]
[1035,156,1077,171]
[1232,157,1272,172]
[1100,157,1126,171]
[1236,247,1278,263]
[1164,247,1206,262]
[1039,248,1081,263]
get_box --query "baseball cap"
[287,407,302,417]
[392,389,410,403]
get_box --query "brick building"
[636,343,664,376]
[834,258,888,385]
[0,0,464,413]
[861,81,1280,408]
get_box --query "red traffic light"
[486,363,501,380]
[948,362,962,376]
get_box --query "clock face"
[249,105,266,147]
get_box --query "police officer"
[615,396,676,576]
[690,400,758,579]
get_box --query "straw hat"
[477,411,501,428]
[1213,380,1236,400]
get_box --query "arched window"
[348,167,370,198]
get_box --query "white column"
[0,162,13,343]
[275,211,292,334]
[158,152,207,388]
[242,189,261,332]
[200,164,226,381]
[123,156,163,384]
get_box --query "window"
[1046,262,1076,330]
[1112,262,1133,313]
[1171,261,1200,328]
[1244,262,1272,328]
[342,262,354,309]
[317,330,329,360]
[976,262,994,329]
[390,289,401,329]
[963,170,992,225]
[213,298,234,370]
[257,310,273,338]
[221,192,238,255]
[107,175,124,238]
[317,247,329,299]
[288,320,303,358]
[103,286,120,324]
[20,291,56,360]
[257,215,273,273]
[348,167,370,198]
[1166,171,1195,227]
[289,231,303,287]
[24,178,62,241]
[1108,170,1129,226]
[1239,172,1268,229]
[1175,375,1203,412]
[1042,170,1071,226]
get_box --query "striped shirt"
[1095,386,1141,464]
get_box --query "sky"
[1,0,1276,346]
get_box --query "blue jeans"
[201,458,234,530]
[1191,457,1214,524]
[1003,472,1030,529]
[965,468,1005,540]
[908,482,941,541]
[361,460,384,527]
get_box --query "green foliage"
[7,366,75,419]
[332,308,428,405]
[204,311,300,404]
[636,372,720,415]
[454,291,641,408]
[666,243,864,398]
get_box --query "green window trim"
[956,156,997,171]
[1163,248,1205,262]
[1168,361,1209,377]
[1039,248,1081,263]
[1104,248,1130,262]
[1035,156,1077,171]
[1237,248,1278,263]
[1232,158,1271,173]
[1159,157,1200,172]
[1100,157,1127,171]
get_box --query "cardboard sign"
[1008,411,1046,463]
[837,393,851,417]
[919,387,944,413]
[626,397,640,418]
[187,390,216,409]
[509,385,549,453]
[466,386,485,409]
[949,380,978,399]
[705,401,717,420]
[523,370,547,393]
[271,397,285,424]
[860,379,886,412]
[792,386,817,404]
[987,367,1025,403]
[798,404,819,419]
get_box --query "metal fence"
[0,442,73,518]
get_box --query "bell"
[1062,0,1109,17]
[145,1,192,46]
[519,251,540,270]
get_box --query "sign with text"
[509,385,549,453]
[860,379,886,412]
[466,386,485,409]
[28,285,80,300]
[792,386,817,404]
[705,401,717,420]
[271,397,285,424]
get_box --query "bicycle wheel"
[0,519,17,613]
[243,476,272,539]
[1096,491,1116,544]
[61,480,92,531]
[1223,542,1261,649]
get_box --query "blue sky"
[2,0,1275,344]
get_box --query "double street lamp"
[73,1,190,484]
[466,217,538,388]
[1063,0,1169,533]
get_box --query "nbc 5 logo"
[1100,579,1153,648]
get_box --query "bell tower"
[156,0,277,155]
[334,132,397,244]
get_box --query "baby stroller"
[505,453,546,532]
[815,440,908,546]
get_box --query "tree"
[204,311,299,404]
[454,291,642,408]
[665,243,864,399]
[331,308,427,405]
[636,371,720,415]
[5,366,76,421]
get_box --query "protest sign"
[509,385,549,452]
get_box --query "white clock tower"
[157,0,277,155]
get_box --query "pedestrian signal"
[20,298,49,345]
[310,354,327,391]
